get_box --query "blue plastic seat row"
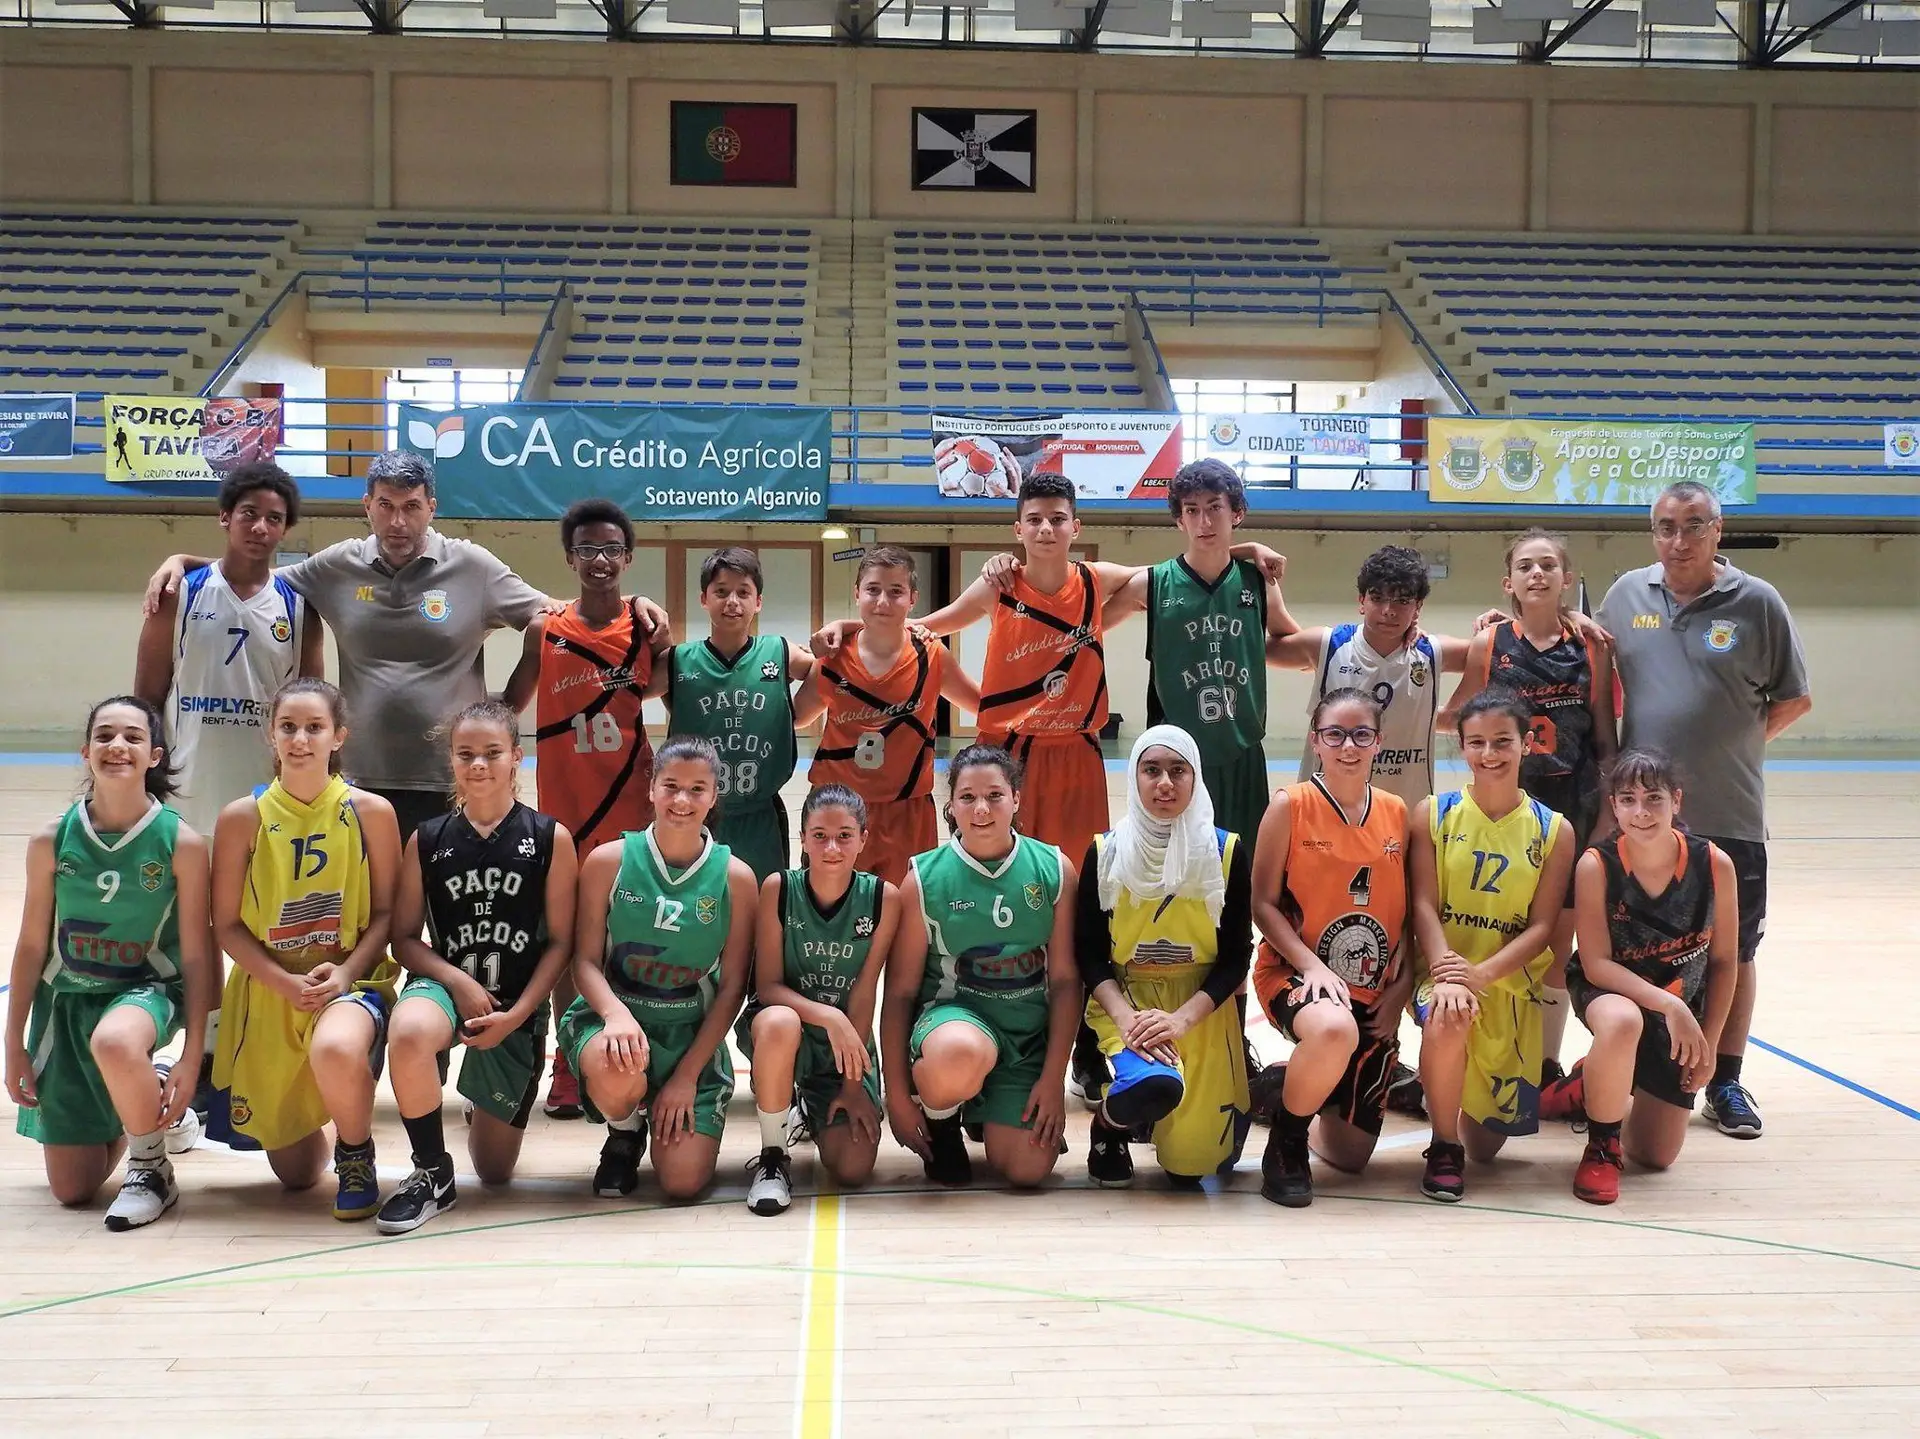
[897,338,1128,355]
[1494,364,1915,382]
[894,317,1103,332]
[0,283,240,298]
[1466,324,1912,342]
[1407,254,1918,275]
[1507,386,1908,404]
[374,222,807,237]
[896,230,1319,247]
[0,365,168,380]
[0,301,220,318]
[1478,345,1916,362]
[0,263,257,279]
[1441,303,1917,324]
[1426,274,1917,294]
[0,322,202,337]
[1399,237,1918,256]
[0,212,291,228]
[0,344,189,358]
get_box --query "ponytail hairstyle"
[270,677,349,775]
[80,694,179,801]
[654,733,722,782]
[1454,685,1532,741]
[1310,685,1384,731]
[942,744,1024,836]
[802,783,869,830]
[1607,747,1684,799]
[439,700,523,809]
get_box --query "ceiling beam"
[1534,0,1617,59]
[1764,0,1872,60]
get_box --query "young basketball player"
[1547,750,1738,1204]
[375,703,579,1234]
[562,736,757,1201]
[743,785,902,1215]
[1440,529,1618,1086]
[646,548,814,883]
[882,745,1079,1190]
[6,697,213,1229]
[1075,726,1251,1189]
[1249,688,1412,1207]
[209,679,402,1219]
[1409,688,1575,1202]
[503,498,668,1122]
[795,546,982,886]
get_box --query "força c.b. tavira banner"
[1427,417,1756,507]
[103,396,282,482]
[401,403,831,522]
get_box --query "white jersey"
[1299,623,1439,812]
[167,562,306,835]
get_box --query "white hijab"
[1097,724,1228,924]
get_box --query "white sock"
[607,1108,645,1133]
[203,1007,221,1058]
[126,1130,166,1164]
[757,1106,790,1152]
[1541,986,1570,1064]
[920,1101,960,1122]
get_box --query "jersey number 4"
[1348,865,1372,907]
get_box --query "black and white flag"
[912,109,1037,192]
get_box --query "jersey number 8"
[853,732,887,771]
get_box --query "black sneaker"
[1703,1080,1763,1139]
[1421,1140,1467,1203]
[1087,1118,1134,1188]
[923,1113,973,1187]
[1247,1061,1289,1126]
[593,1126,648,1197]
[376,1158,458,1235]
[1386,1061,1428,1119]
[1259,1123,1314,1208]
[963,1120,985,1144]
[1067,1030,1110,1109]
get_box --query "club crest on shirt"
[1410,658,1429,688]
[1023,882,1046,911]
[695,895,719,925]
[1527,835,1545,869]
[420,589,451,623]
[140,860,165,892]
[853,915,876,938]
[1238,589,1257,608]
[760,661,781,682]
[1705,620,1739,653]
[518,837,537,858]
[271,617,292,644]
[1382,836,1401,857]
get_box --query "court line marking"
[1748,1036,1920,1122]
[794,1192,845,1439]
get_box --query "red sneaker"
[1539,1058,1587,1123]
[1573,1133,1624,1205]
[543,1053,584,1120]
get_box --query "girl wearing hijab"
[1073,725,1253,1188]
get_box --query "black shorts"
[367,785,453,846]
[1527,772,1598,907]
[1567,966,1699,1111]
[1702,835,1767,963]
[1264,974,1398,1138]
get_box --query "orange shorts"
[858,795,938,887]
[1008,735,1109,872]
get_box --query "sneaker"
[593,1126,648,1197]
[1259,1124,1314,1208]
[1086,1119,1134,1189]
[1539,1058,1588,1125]
[190,1069,219,1124]
[376,1159,458,1234]
[1386,1061,1428,1119]
[923,1113,973,1188]
[1539,1056,1566,1089]
[787,1105,813,1150]
[104,1159,177,1232]
[1573,1134,1624,1206]
[746,1147,793,1216]
[1247,1061,1289,1126]
[1420,1140,1467,1203]
[1067,1041,1110,1110]
[332,1144,381,1221]
[1703,1080,1763,1139]
[151,1060,203,1154]
[543,1054,585,1120]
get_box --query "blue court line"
[1748,1038,1920,1122]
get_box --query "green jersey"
[666,634,797,811]
[1145,556,1269,757]
[46,800,184,995]
[781,868,883,1011]
[603,828,734,1035]
[911,834,1061,1046]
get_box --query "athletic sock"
[920,1101,961,1122]
[1587,1117,1623,1145]
[1540,986,1570,1063]
[203,1008,221,1058]
[1712,1054,1743,1089]
[402,1108,448,1169]
[757,1106,790,1153]
[1274,1106,1312,1143]
[608,1108,645,1133]
[126,1130,166,1165]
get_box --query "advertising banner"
[401,403,831,522]
[1203,413,1370,459]
[0,393,75,460]
[1885,423,1919,468]
[103,396,282,482]
[931,412,1182,502]
[1428,417,1756,507]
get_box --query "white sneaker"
[746,1146,792,1216]
[165,1104,203,1155]
[105,1160,178,1232]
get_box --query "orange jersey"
[533,599,656,849]
[811,634,947,802]
[977,561,1109,745]
[1254,779,1408,1008]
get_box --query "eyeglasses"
[568,543,630,562]
[1651,518,1716,542]
[1313,725,1380,749]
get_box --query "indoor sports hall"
[0,9,1916,1437]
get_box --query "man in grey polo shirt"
[1597,479,1812,1141]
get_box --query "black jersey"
[417,802,556,1003]
[1586,833,1717,1016]
[1481,619,1600,790]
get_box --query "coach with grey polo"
[1597,479,1812,1142]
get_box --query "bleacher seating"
[313,220,819,401]
[0,213,298,392]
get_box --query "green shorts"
[712,799,790,884]
[910,1002,1046,1131]
[741,1008,882,1134]
[1198,741,1270,852]
[557,995,733,1140]
[15,980,182,1147]
[397,977,546,1128]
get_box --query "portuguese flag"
[670,102,798,187]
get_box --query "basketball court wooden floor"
[2,759,1915,1438]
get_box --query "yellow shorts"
[1450,958,1550,1137]
[1086,967,1249,1178]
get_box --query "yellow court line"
[794,1192,845,1439]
